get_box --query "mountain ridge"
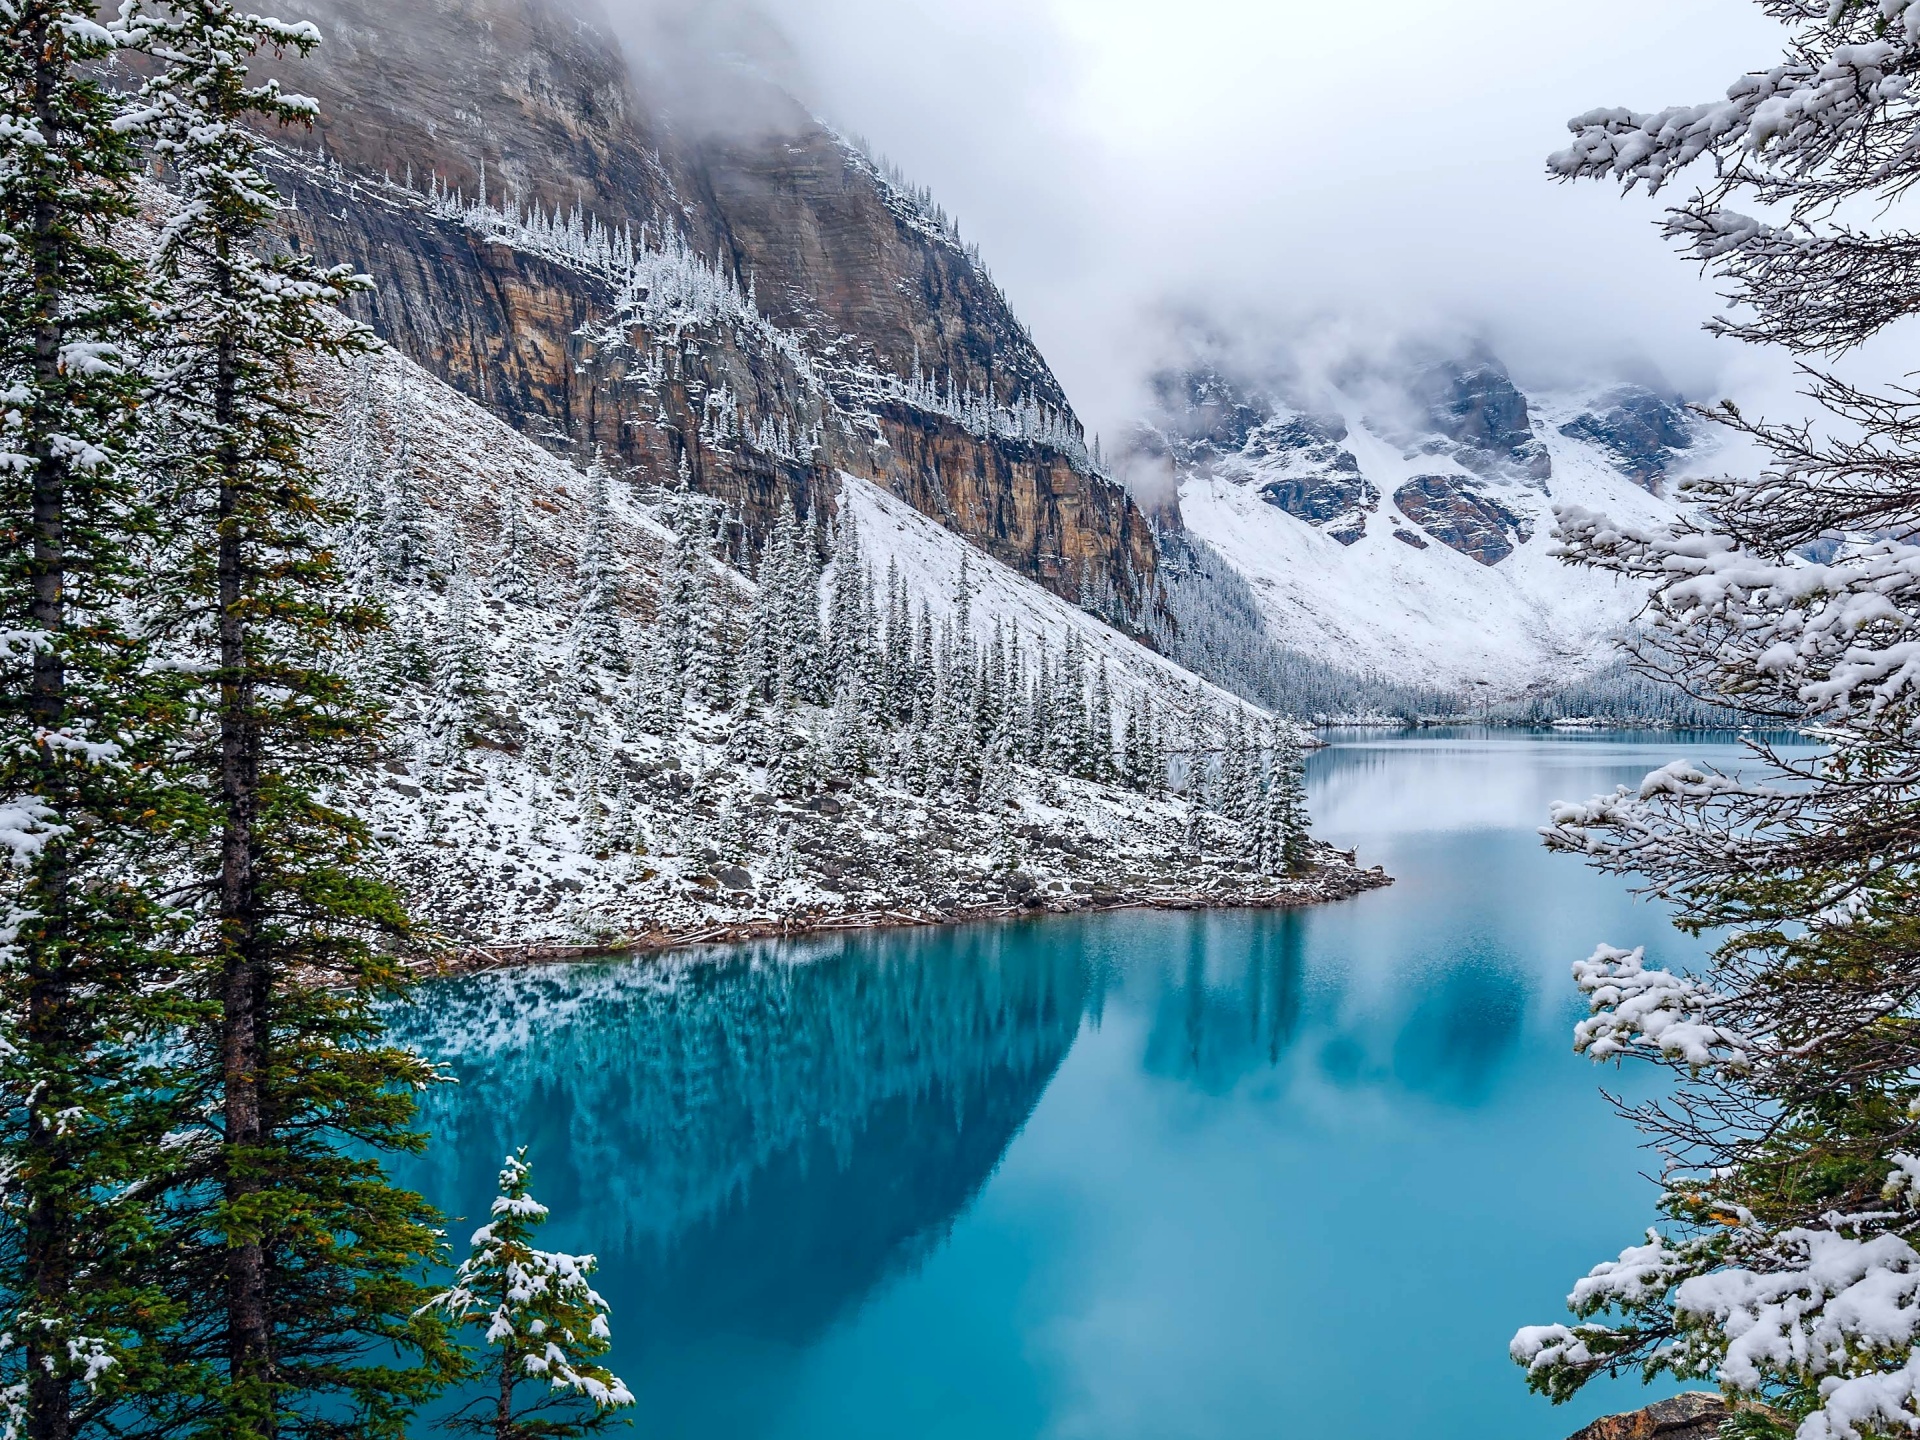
[262,0,1158,613]
[1124,349,1704,697]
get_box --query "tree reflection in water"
[389,923,1091,1346]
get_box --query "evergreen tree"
[129,3,458,1431]
[379,362,427,586]
[823,675,869,779]
[825,507,865,691]
[1135,693,1165,797]
[1048,634,1084,775]
[424,541,486,781]
[0,3,198,1432]
[1510,10,1920,1432]
[426,1150,634,1440]
[769,687,814,796]
[570,455,624,673]
[879,559,908,720]
[332,356,384,591]
[699,570,740,714]
[1028,646,1052,767]
[1088,661,1114,782]
[1216,709,1252,824]
[786,501,825,703]
[1271,724,1310,873]
[490,492,538,606]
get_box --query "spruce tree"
[0,3,199,1432]
[1511,9,1920,1430]
[129,2,458,1431]
[379,364,427,587]
[570,456,624,673]
[825,508,865,691]
[1272,724,1310,873]
[331,356,384,592]
[424,541,486,782]
[490,493,537,606]
[426,1150,634,1440]
[1088,661,1114,782]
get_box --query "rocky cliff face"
[267,0,1155,611]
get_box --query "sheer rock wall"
[266,0,1155,605]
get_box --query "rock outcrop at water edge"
[1565,1391,1776,1440]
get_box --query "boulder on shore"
[1566,1392,1729,1440]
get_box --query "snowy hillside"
[1130,357,1701,697]
[839,475,1246,714]
[304,342,1382,954]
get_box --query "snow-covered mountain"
[307,337,1377,953]
[1126,354,1704,697]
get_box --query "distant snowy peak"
[1134,356,1698,565]
[1125,350,1707,695]
[1553,386,1699,492]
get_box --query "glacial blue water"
[390,729,1786,1440]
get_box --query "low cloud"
[602,0,1826,439]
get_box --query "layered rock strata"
[266,0,1156,609]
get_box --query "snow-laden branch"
[1572,945,1757,1073]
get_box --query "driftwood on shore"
[416,860,1393,978]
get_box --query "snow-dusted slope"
[839,475,1246,713]
[302,343,1373,953]
[1141,359,1699,696]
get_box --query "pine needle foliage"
[118,2,458,1434]
[1512,5,1920,1434]
[425,1150,634,1440]
[0,4,202,1435]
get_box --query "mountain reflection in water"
[390,925,1091,1347]
[389,732,1785,1440]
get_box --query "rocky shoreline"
[1565,1391,1782,1440]
[414,847,1392,977]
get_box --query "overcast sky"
[673,0,1803,432]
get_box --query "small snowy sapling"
[426,1149,635,1440]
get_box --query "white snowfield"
[1177,393,1691,697]
[837,474,1254,715]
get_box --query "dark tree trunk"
[23,20,73,1440]
[212,227,273,1433]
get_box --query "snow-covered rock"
[1129,355,1699,697]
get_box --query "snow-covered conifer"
[332,355,385,589]
[825,506,866,690]
[787,500,826,702]
[425,1149,634,1439]
[380,361,429,585]
[1271,724,1309,872]
[423,539,487,780]
[1089,661,1115,782]
[126,0,457,1423]
[490,490,539,605]
[823,674,870,778]
[570,454,626,673]
[1507,11,1920,1428]
[0,0,199,1423]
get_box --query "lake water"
[391,729,1773,1440]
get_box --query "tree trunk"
[23,20,73,1440]
[213,227,273,1435]
[495,1352,514,1440]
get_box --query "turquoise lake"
[390,729,1778,1439]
